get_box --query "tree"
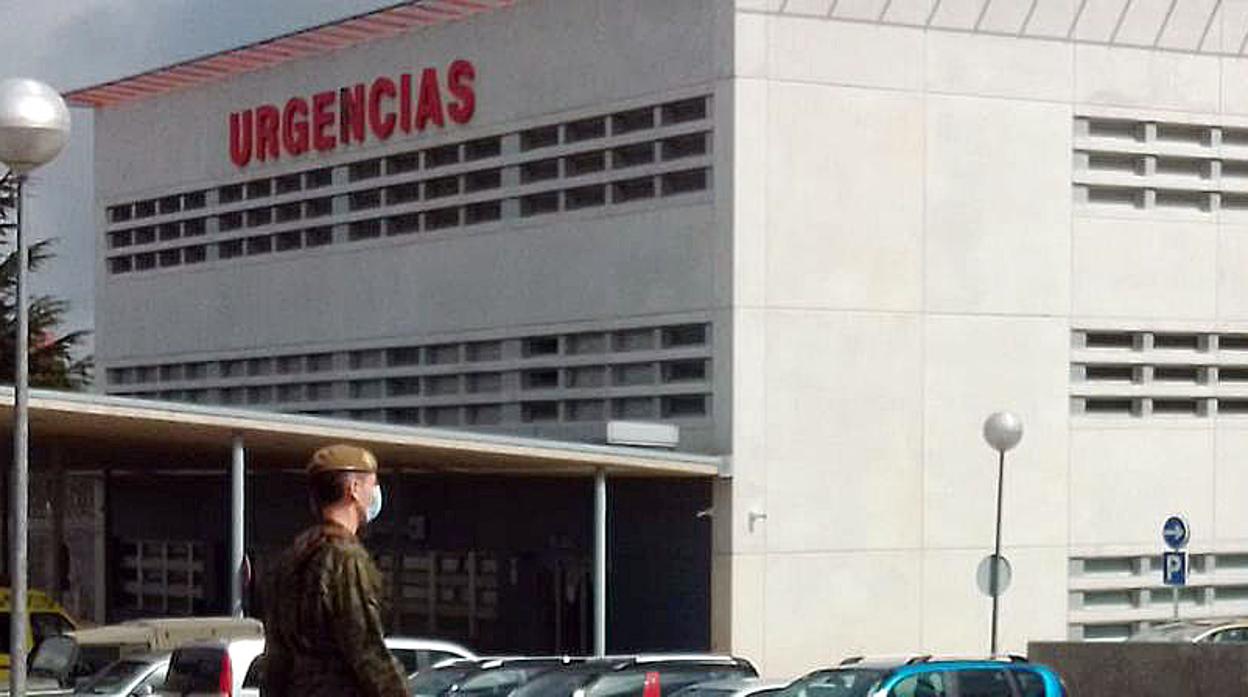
[0,173,92,390]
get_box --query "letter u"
[229,110,253,167]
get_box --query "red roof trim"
[64,0,517,109]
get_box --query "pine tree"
[0,173,92,390]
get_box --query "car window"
[654,669,755,696]
[777,669,884,697]
[1210,628,1248,643]
[585,672,646,697]
[0,613,9,653]
[409,666,474,697]
[455,668,538,697]
[164,647,226,692]
[511,668,599,697]
[30,612,73,645]
[888,673,947,697]
[1012,670,1046,697]
[955,670,1012,697]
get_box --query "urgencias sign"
[228,59,476,168]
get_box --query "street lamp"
[982,410,1023,657]
[0,77,70,697]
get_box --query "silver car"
[1127,618,1248,643]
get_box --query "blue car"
[774,656,1066,697]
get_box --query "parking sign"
[1163,551,1187,586]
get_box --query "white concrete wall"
[723,0,1248,678]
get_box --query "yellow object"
[0,588,77,683]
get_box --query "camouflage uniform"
[262,445,406,697]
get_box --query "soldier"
[262,444,407,697]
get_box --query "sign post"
[1162,515,1190,620]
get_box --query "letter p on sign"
[1163,551,1187,586]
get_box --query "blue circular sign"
[1163,516,1189,550]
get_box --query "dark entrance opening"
[105,472,712,654]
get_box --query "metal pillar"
[50,447,65,604]
[230,435,245,617]
[990,450,1005,656]
[593,469,607,656]
[9,174,30,697]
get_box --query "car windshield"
[510,667,604,697]
[409,667,475,697]
[1127,624,1210,642]
[454,667,547,696]
[773,669,885,697]
[73,660,153,694]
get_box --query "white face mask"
[365,483,383,524]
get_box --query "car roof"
[827,655,1051,674]
[71,617,263,649]
[477,656,581,668]
[627,654,749,664]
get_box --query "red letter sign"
[311,91,337,152]
[368,77,398,140]
[282,98,310,155]
[447,59,475,125]
[415,67,445,131]
[228,61,477,167]
[255,105,281,162]
[229,111,253,167]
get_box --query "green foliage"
[0,174,92,389]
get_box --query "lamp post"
[982,410,1023,657]
[0,77,70,697]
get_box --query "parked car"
[24,617,261,695]
[775,656,1065,697]
[384,637,477,678]
[574,656,759,697]
[71,653,169,697]
[443,657,582,697]
[1126,619,1248,643]
[0,588,78,683]
[507,659,630,697]
[408,660,483,697]
[501,655,758,697]
[155,637,265,697]
[670,677,788,697]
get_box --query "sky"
[0,0,401,355]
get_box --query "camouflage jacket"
[261,521,407,697]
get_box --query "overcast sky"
[1,0,400,354]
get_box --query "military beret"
[307,444,378,475]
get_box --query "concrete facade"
[86,0,1248,678]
